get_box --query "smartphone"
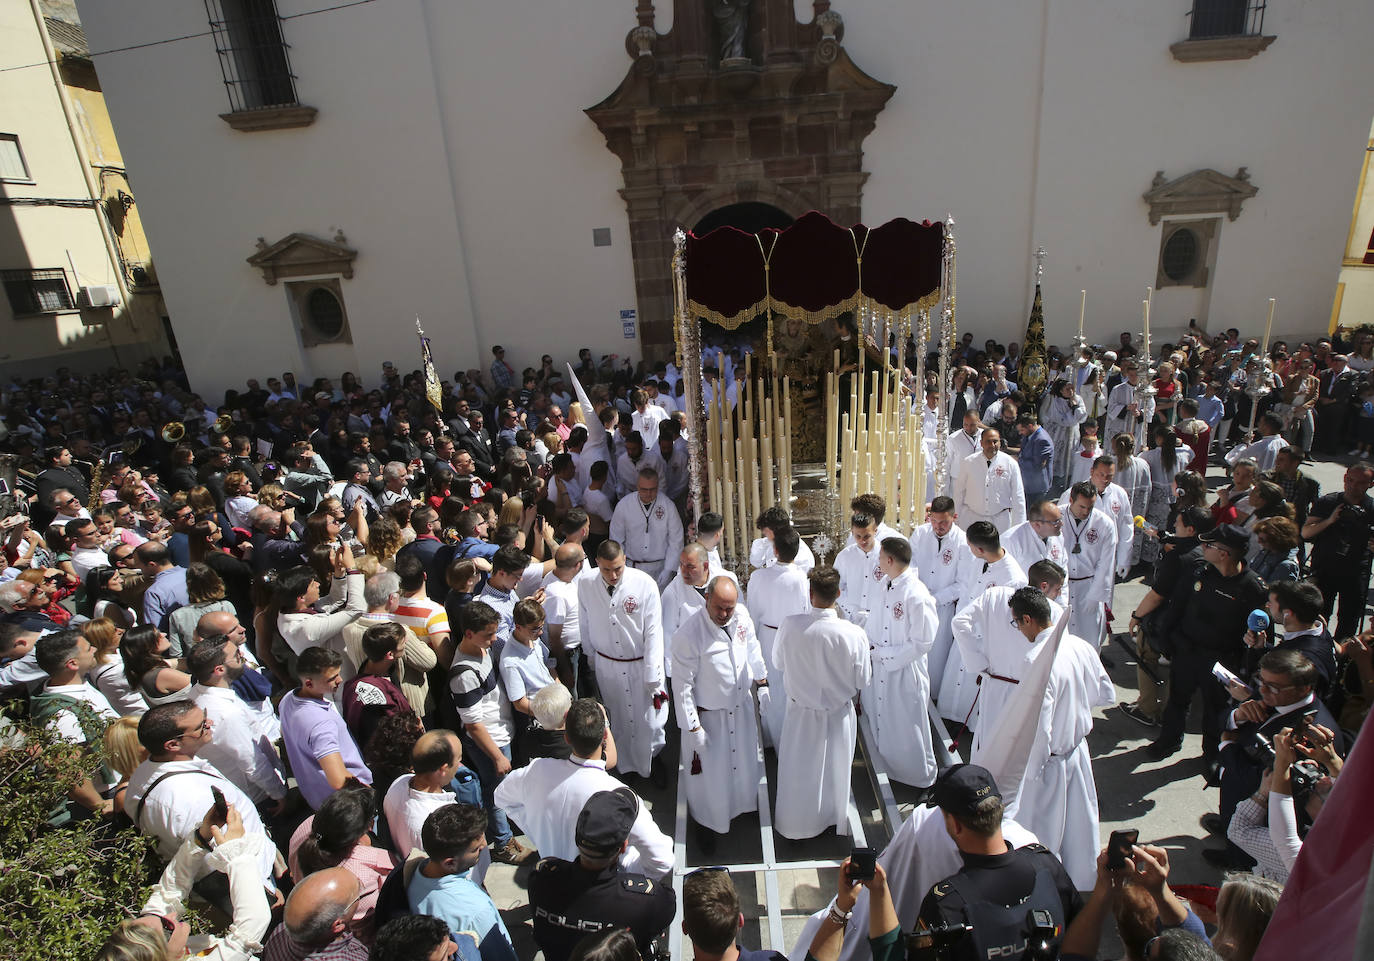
[211,785,228,821]
[1294,709,1319,741]
[1107,829,1139,870]
[849,846,876,882]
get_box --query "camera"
[1248,732,1324,799]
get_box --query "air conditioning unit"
[78,284,120,308]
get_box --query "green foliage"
[0,713,159,961]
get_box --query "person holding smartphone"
[804,855,901,961]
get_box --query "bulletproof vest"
[943,859,1065,961]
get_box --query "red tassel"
[690,752,702,775]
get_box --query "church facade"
[72,0,1373,395]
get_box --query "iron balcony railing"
[1187,0,1267,40]
[204,0,299,112]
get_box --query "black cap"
[1199,523,1248,555]
[575,788,638,857]
[925,763,1001,818]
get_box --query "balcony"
[1170,1,1275,62]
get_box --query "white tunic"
[576,568,667,776]
[672,604,766,833]
[945,428,982,495]
[1105,380,1155,448]
[744,561,811,746]
[1225,434,1286,473]
[1058,506,1119,649]
[658,574,708,677]
[1012,631,1116,889]
[909,523,972,699]
[841,522,902,551]
[631,405,669,451]
[952,588,1063,757]
[748,535,817,572]
[614,448,667,500]
[609,493,683,589]
[1042,395,1087,482]
[938,553,1027,724]
[954,450,1026,531]
[1002,521,1068,576]
[864,568,939,788]
[834,541,886,626]
[1058,481,1133,575]
[771,608,871,839]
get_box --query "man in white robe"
[865,537,940,789]
[1058,481,1119,650]
[577,540,668,778]
[841,493,902,549]
[937,522,1027,729]
[659,544,712,668]
[1224,412,1287,473]
[1003,499,1068,575]
[953,428,1026,533]
[909,496,970,706]
[613,433,667,501]
[835,511,887,627]
[748,506,816,572]
[945,411,983,498]
[609,466,683,589]
[1002,588,1115,889]
[744,526,810,746]
[672,577,767,835]
[1058,454,1133,578]
[1105,360,1155,449]
[954,567,1065,759]
[771,567,871,840]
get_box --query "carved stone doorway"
[586,1,894,361]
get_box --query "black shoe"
[1203,759,1223,788]
[1202,845,1255,870]
[1200,813,1225,836]
[909,783,935,805]
[1118,703,1161,728]
[1100,652,1116,669]
[649,755,669,790]
[1145,738,1183,761]
[693,823,717,856]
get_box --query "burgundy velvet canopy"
[684,210,944,328]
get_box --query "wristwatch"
[826,896,853,926]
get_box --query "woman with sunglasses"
[121,625,193,709]
[94,804,270,961]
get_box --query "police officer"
[913,765,1080,961]
[528,788,676,961]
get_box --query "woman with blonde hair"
[567,401,588,427]
[103,715,146,815]
[86,617,145,716]
[498,495,525,529]
[366,516,405,571]
[1212,873,1283,960]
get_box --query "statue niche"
[712,0,750,62]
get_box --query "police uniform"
[527,787,677,961]
[528,858,675,961]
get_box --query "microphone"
[1247,609,1271,633]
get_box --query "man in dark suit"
[1245,580,1338,696]
[1203,648,1346,868]
[1314,354,1358,454]
[459,411,497,480]
[34,445,90,525]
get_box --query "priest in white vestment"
[1003,499,1068,575]
[1105,361,1155,450]
[672,578,767,834]
[744,526,810,746]
[771,568,872,840]
[865,537,940,789]
[909,497,971,704]
[937,522,1027,724]
[835,512,887,627]
[577,541,668,777]
[1058,482,1119,650]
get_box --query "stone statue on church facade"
[712,0,750,62]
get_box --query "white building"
[72,0,1374,397]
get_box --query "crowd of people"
[0,323,1369,961]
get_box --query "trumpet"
[161,421,185,443]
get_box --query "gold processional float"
[671,211,952,582]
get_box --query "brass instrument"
[213,414,234,434]
[160,421,185,444]
[81,458,103,511]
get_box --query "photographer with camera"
[1202,648,1346,869]
[909,765,1080,961]
[1301,463,1374,639]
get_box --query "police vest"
[942,849,1066,961]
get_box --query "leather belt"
[983,670,1019,685]
[762,623,779,630]
[1069,575,1094,581]
[595,651,644,663]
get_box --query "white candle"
[1142,299,1150,356]
[1078,290,1086,340]
[1262,298,1276,355]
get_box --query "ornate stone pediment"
[247,230,356,285]
[1142,168,1257,225]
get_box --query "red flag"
[1253,717,1374,961]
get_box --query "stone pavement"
[483,450,1357,959]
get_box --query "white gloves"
[756,685,772,714]
[687,725,707,753]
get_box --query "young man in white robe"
[1058,454,1133,579]
[945,411,983,498]
[692,512,737,585]
[864,537,940,790]
[953,427,1026,533]
[1003,498,1069,575]
[672,577,768,837]
[608,466,683,590]
[954,561,1066,758]
[909,496,971,709]
[748,506,816,572]
[1058,481,1119,651]
[613,432,667,501]
[835,510,887,628]
[743,526,810,746]
[771,567,871,840]
[937,522,1028,729]
[1001,586,1115,889]
[1105,360,1155,450]
[840,492,903,549]
[1224,411,1287,473]
[576,540,668,780]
